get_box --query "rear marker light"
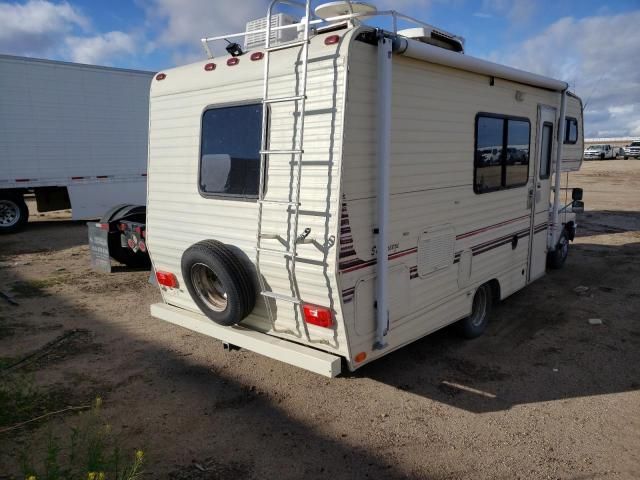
[155,73,166,81]
[156,271,178,288]
[302,304,333,328]
[227,57,239,66]
[325,35,340,45]
[250,52,264,61]
[355,352,367,363]
[204,63,216,71]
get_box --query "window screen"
[199,104,263,198]
[474,114,530,194]
[564,117,578,144]
[540,123,553,179]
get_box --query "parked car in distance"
[624,141,640,159]
[584,144,615,160]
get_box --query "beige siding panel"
[147,30,353,356]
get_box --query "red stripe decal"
[456,215,530,240]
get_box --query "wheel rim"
[559,236,569,259]
[469,287,489,327]
[190,263,228,312]
[0,200,20,228]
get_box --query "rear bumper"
[150,303,342,377]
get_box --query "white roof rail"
[200,2,465,59]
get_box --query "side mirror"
[572,188,583,201]
[572,200,584,214]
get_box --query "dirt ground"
[1,160,639,479]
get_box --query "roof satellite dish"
[314,1,377,21]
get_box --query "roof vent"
[314,1,377,22]
[245,14,299,50]
[398,27,465,53]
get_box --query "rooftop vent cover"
[314,1,377,21]
[245,14,299,49]
[398,27,465,53]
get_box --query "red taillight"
[156,73,166,81]
[97,223,109,231]
[325,35,340,45]
[204,62,216,71]
[302,304,333,328]
[250,52,264,61]
[156,271,178,288]
[227,57,239,66]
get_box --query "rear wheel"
[0,195,29,234]
[457,283,492,339]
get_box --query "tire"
[0,194,29,234]
[547,230,569,270]
[182,240,256,326]
[101,204,150,269]
[457,283,492,339]
[624,156,629,160]
[600,153,605,160]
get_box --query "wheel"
[0,194,29,234]
[547,230,569,270]
[600,153,605,160]
[100,204,150,268]
[624,156,629,160]
[181,240,256,326]
[457,283,492,339]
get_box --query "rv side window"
[564,117,578,144]
[474,114,530,194]
[199,104,263,198]
[539,122,553,179]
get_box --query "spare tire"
[181,240,256,326]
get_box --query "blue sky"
[1,0,639,137]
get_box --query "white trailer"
[146,1,585,377]
[0,54,154,233]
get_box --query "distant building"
[585,137,639,148]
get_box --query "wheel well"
[487,279,501,304]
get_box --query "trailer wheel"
[547,230,569,270]
[457,283,492,339]
[182,240,256,326]
[101,204,150,268]
[0,194,29,234]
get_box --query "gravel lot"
[1,160,639,479]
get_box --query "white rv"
[0,55,154,233]
[146,1,585,377]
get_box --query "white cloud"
[143,0,266,62]
[488,12,640,138]
[0,0,140,65]
[482,0,535,23]
[0,0,89,56]
[65,31,137,65]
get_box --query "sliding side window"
[474,113,530,194]
[199,103,263,198]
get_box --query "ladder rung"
[261,291,301,304]
[259,233,280,239]
[263,95,306,105]
[259,200,300,206]
[260,149,303,155]
[257,247,294,257]
[267,40,308,52]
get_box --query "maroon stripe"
[456,215,530,240]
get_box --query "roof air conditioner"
[398,27,465,53]
[245,14,299,50]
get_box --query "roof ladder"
[255,0,313,322]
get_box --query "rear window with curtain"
[199,104,263,198]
